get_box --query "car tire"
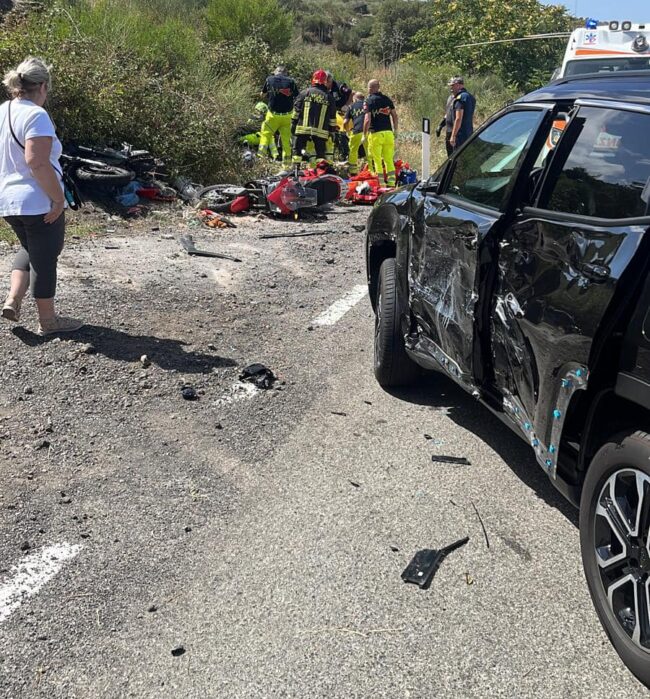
[374,257,419,387]
[580,430,650,688]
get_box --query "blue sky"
[541,0,647,22]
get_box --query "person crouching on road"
[344,91,366,176]
[363,79,398,187]
[259,65,298,169]
[444,77,475,154]
[291,70,337,166]
[0,57,82,336]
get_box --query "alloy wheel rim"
[594,468,650,652]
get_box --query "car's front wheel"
[580,430,650,688]
[374,258,419,387]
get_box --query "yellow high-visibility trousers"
[348,132,364,175]
[258,111,293,165]
[367,130,396,186]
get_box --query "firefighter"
[363,79,398,187]
[325,71,352,161]
[291,69,337,165]
[343,91,366,176]
[438,77,475,155]
[259,65,299,168]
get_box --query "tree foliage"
[365,0,430,65]
[413,0,576,89]
[205,0,292,52]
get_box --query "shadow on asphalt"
[389,372,580,527]
[12,324,237,374]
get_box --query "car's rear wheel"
[374,258,419,387]
[580,430,650,688]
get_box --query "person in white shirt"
[0,57,82,335]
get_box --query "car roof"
[518,72,650,106]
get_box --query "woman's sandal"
[1,298,21,322]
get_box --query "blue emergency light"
[585,18,598,29]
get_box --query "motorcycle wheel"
[74,164,134,188]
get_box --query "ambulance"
[555,18,650,79]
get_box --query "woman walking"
[0,57,82,335]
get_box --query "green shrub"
[205,0,292,52]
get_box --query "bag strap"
[7,100,24,150]
[8,99,64,179]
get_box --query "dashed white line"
[0,543,82,624]
[312,284,368,327]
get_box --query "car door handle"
[581,263,610,282]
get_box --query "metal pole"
[421,117,430,180]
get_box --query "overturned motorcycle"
[197,164,347,217]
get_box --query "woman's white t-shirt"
[0,99,64,216]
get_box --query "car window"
[544,107,650,219]
[446,110,545,211]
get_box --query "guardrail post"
[421,118,430,180]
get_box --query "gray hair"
[3,57,52,98]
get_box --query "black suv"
[366,74,650,686]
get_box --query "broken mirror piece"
[239,363,277,389]
[401,537,469,590]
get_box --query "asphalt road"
[0,205,646,697]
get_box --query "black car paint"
[366,77,650,500]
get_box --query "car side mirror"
[418,179,440,194]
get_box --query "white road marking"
[0,543,82,624]
[312,285,368,327]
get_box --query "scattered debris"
[465,572,474,586]
[259,230,334,240]
[80,343,96,355]
[238,363,276,389]
[351,224,366,232]
[20,541,31,552]
[390,546,400,553]
[147,605,158,613]
[180,234,241,262]
[181,385,198,401]
[471,501,490,550]
[171,646,186,657]
[349,480,361,488]
[23,386,33,395]
[33,439,50,451]
[331,411,347,417]
[184,526,192,533]
[431,455,471,465]
[198,209,237,229]
[140,354,151,368]
[401,537,470,590]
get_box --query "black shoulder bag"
[7,100,82,211]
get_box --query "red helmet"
[311,69,327,86]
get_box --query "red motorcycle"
[197,163,346,217]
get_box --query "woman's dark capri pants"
[3,213,65,298]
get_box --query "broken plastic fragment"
[431,455,471,465]
[401,537,470,590]
[553,409,562,419]
[239,363,277,389]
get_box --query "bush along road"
[0,205,646,697]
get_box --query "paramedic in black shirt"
[259,65,299,168]
[363,79,398,186]
[343,91,366,175]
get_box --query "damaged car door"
[408,107,551,384]
[491,102,650,470]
